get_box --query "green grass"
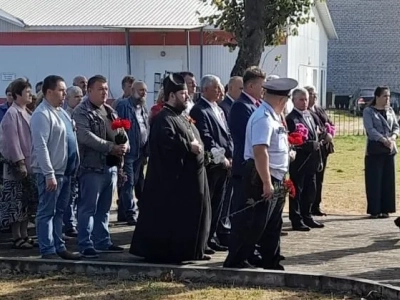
[0,273,357,300]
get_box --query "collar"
[261,101,280,121]
[43,98,62,111]
[226,94,235,103]
[242,91,258,105]
[201,96,218,107]
[294,107,310,116]
[11,102,27,113]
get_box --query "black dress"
[129,104,211,263]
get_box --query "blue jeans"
[63,177,79,231]
[35,174,71,256]
[119,157,142,221]
[77,167,117,252]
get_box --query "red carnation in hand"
[288,132,304,146]
[121,119,131,130]
[284,179,296,198]
[111,119,123,130]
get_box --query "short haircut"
[291,87,309,99]
[200,74,220,92]
[42,75,65,95]
[66,86,82,98]
[243,66,266,86]
[88,75,107,89]
[11,78,32,100]
[180,71,195,78]
[121,75,135,88]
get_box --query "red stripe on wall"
[0,31,239,46]
[0,31,286,46]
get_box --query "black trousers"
[365,154,396,215]
[312,155,328,212]
[224,160,282,268]
[289,171,317,226]
[135,160,145,202]
[258,194,285,269]
[206,166,228,243]
[217,176,233,232]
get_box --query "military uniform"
[224,78,298,270]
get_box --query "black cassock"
[129,105,211,263]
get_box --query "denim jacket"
[115,97,149,160]
[72,98,118,173]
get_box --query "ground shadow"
[284,237,400,267]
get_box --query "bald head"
[227,76,243,100]
[73,75,87,95]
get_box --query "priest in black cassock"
[129,73,212,263]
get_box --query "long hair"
[368,86,390,106]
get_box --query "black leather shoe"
[394,217,400,228]
[205,247,216,255]
[208,241,228,252]
[292,223,311,231]
[304,220,324,228]
[311,209,327,216]
[248,254,262,267]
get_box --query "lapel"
[200,97,229,134]
[12,102,31,126]
[373,107,391,131]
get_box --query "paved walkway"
[1,212,400,286]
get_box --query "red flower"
[283,179,296,198]
[288,132,304,146]
[111,119,122,130]
[186,116,196,124]
[112,119,131,130]
[121,119,131,130]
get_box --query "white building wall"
[287,6,329,107]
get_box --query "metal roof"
[0,9,25,27]
[315,1,338,40]
[0,0,216,30]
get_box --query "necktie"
[255,100,261,107]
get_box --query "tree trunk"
[230,0,266,77]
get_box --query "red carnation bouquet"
[106,118,131,170]
[283,178,296,198]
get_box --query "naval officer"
[223,77,298,270]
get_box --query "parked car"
[348,87,375,116]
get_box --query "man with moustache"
[116,81,149,226]
[130,73,211,263]
[73,75,126,258]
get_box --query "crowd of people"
[2,65,399,270]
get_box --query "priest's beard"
[169,100,187,113]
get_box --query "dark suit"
[310,106,334,213]
[219,95,234,119]
[286,109,322,227]
[190,98,234,246]
[228,93,257,213]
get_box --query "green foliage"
[200,0,318,47]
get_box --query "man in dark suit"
[219,76,243,119]
[190,75,234,252]
[286,88,324,231]
[305,86,335,216]
[216,76,243,245]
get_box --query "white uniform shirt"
[244,101,289,180]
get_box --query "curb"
[1,257,399,299]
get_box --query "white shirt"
[242,91,258,105]
[244,101,289,180]
[202,97,227,130]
